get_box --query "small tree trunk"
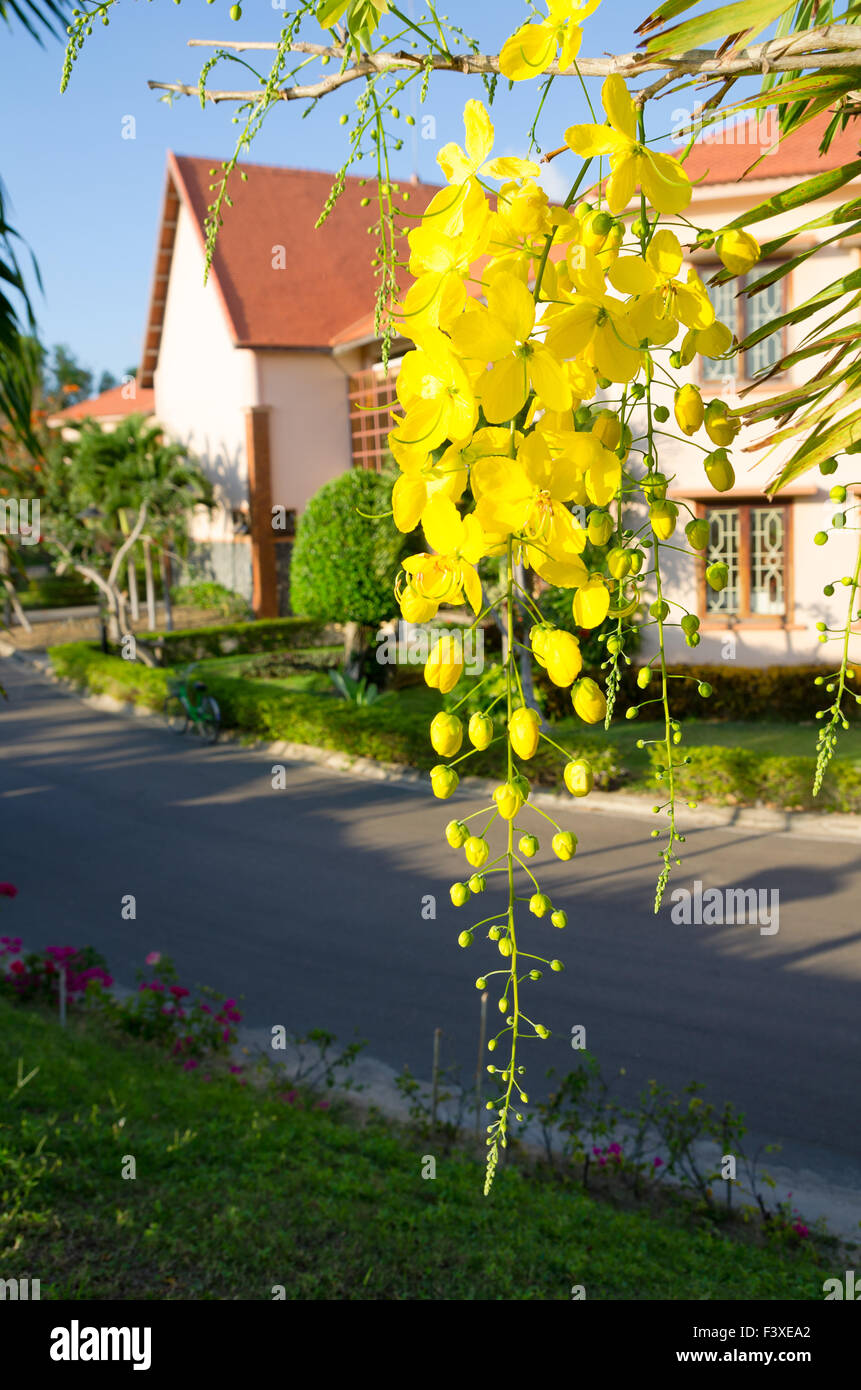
[128,553,140,622]
[161,549,173,632]
[143,538,156,630]
[343,621,368,680]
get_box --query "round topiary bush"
[291,467,411,630]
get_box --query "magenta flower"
[653,1156,663,1168]
[0,883,18,898]
[145,951,161,966]
[169,985,190,1000]
[183,1059,199,1071]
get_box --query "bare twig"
[150,26,861,105]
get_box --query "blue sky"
[0,0,671,381]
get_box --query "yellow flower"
[468,712,494,750]
[542,630,583,687]
[400,181,491,333]
[397,579,439,623]
[403,494,487,613]
[704,448,735,492]
[430,711,463,757]
[391,329,477,453]
[716,229,761,275]
[704,399,740,448]
[572,676,607,724]
[438,100,541,186]
[565,75,691,216]
[679,318,733,367]
[674,383,704,436]
[572,574,610,628]
[649,499,678,540]
[544,250,642,382]
[424,639,464,694]
[389,441,468,535]
[449,270,571,421]
[472,432,588,586]
[500,0,602,82]
[609,230,714,345]
[509,706,541,760]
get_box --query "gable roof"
[141,154,440,385]
[49,382,155,423]
[681,109,860,186]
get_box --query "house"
[644,111,861,665]
[48,380,155,436]
[138,154,438,616]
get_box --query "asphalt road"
[1,655,860,1189]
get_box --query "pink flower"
[316,1100,330,1110]
[9,959,25,975]
[169,985,189,999]
[183,1059,199,1071]
[653,1156,663,1168]
[0,883,18,898]
[145,951,161,966]
[229,1065,243,1075]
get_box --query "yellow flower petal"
[564,124,629,159]
[528,344,572,412]
[647,228,683,279]
[487,271,535,344]
[479,356,529,423]
[499,21,555,81]
[602,74,637,141]
[422,495,463,555]
[607,255,655,297]
[392,474,426,533]
[449,310,517,362]
[481,155,542,181]
[573,576,610,628]
[585,446,621,508]
[463,99,494,169]
[641,149,692,215]
[605,151,638,215]
[436,142,473,186]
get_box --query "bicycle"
[163,665,221,744]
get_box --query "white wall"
[154,203,254,542]
[257,350,354,516]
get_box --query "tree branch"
[149,26,861,105]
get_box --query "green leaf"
[642,0,793,55]
[726,161,861,231]
[739,267,861,349]
[768,404,861,492]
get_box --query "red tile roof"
[160,155,440,354]
[50,383,155,422]
[681,109,861,185]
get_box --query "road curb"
[5,639,861,843]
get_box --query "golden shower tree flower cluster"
[387,72,761,1191]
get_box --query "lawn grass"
[0,998,836,1300]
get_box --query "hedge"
[47,643,623,790]
[638,664,860,723]
[649,744,861,814]
[134,616,332,666]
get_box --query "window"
[702,263,786,385]
[348,366,398,472]
[702,502,791,622]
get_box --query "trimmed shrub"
[290,468,412,628]
[635,664,860,723]
[649,744,861,813]
[136,617,329,665]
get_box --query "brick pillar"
[245,405,277,618]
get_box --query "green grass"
[0,999,836,1300]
